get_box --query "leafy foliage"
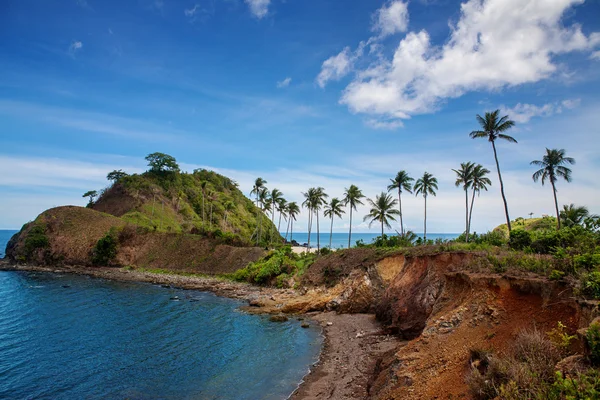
[145,152,180,174]
[586,323,600,366]
[92,231,118,266]
[509,229,532,250]
[24,224,49,256]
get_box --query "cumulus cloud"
[500,99,581,123]
[316,46,364,88]
[371,0,409,38]
[245,0,270,19]
[276,77,292,88]
[319,0,599,124]
[592,50,600,60]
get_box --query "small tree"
[107,169,128,183]
[82,190,98,207]
[145,152,180,174]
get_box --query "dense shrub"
[231,246,305,285]
[92,232,118,266]
[509,229,531,250]
[551,369,600,399]
[579,271,600,299]
[24,224,49,256]
[586,323,600,366]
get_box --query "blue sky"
[1,0,599,233]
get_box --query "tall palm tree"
[467,164,492,239]
[250,178,267,244]
[324,198,345,249]
[387,170,414,236]
[276,197,287,240]
[470,110,516,232]
[414,172,438,242]
[343,185,365,249]
[302,188,317,250]
[285,202,300,242]
[269,189,283,243]
[363,192,400,237]
[531,148,575,230]
[452,162,475,241]
[223,201,235,227]
[560,204,592,228]
[257,187,270,244]
[200,181,208,225]
[312,187,328,251]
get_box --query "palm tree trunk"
[552,181,561,230]
[202,192,205,225]
[277,211,283,241]
[348,207,353,249]
[424,195,427,242]
[329,216,334,249]
[465,188,469,242]
[210,203,213,228]
[255,194,260,245]
[398,189,404,236]
[307,208,312,250]
[316,210,321,252]
[285,217,290,241]
[492,140,512,232]
[381,219,384,238]
[271,210,276,245]
[468,189,476,239]
[291,219,294,242]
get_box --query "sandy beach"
[0,261,397,399]
[291,246,319,254]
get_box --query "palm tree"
[250,178,267,244]
[560,204,592,227]
[302,188,317,250]
[414,172,438,242]
[223,201,235,227]
[452,162,475,241]
[200,181,208,225]
[343,185,365,249]
[269,189,283,243]
[324,198,345,249]
[470,110,516,232]
[363,192,400,237]
[276,197,287,240]
[257,187,270,244]
[387,170,413,236]
[208,191,218,228]
[467,164,492,239]
[531,148,575,229]
[312,187,328,251]
[285,202,300,242]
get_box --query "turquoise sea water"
[286,232,460,249]
[0,232,322,400]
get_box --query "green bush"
[24,224,49,256]
[92,232,118,266]
[551,369,600,399]
[509,229,531,250]
[586,322,600,366]
[579,271,600,299]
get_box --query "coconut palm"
[302,188,317,250]
[324,198,345,249]
[269,189,283,243]
[414,172,438,242]
[343,185,365,249]
[200,181,208,225]
[467,164,492,239]
[223,201,235,227]
[313,187,328,251]
[470,110,516,232]
[257,187,270,244]
[387,170,414,236]
[531,148,575,229]
[363,192,400,238]
[250,178,267,244]
[560,204,593,228]
[452,162,475,241]
[276,197,287,240]
[285,202,300,242]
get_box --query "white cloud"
[372,0,409,38]
[500,99,580,123]
[322,0,599,124]
[316,46,363,88]
[245,0,270,19]
[184,4,199,17]
[276,77,292,88]
[591,50,600,60]
[365,118,404,130]
[69,41,83,55]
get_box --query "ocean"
[285,232,460,249]
[0,231,322,400]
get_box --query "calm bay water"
[0,232,322,399]
[0,230,17,258]
[286,232,460,249]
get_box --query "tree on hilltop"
[83,190,98,207]
[107,169,128,183]
[145,152,179,174]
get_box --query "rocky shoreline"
[0,261,398,400]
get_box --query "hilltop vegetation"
[91,152,279,245]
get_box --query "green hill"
[91,158,278,245]
[493,216,557,237]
